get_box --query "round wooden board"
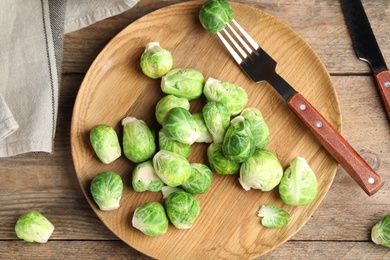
[71,1,341,259]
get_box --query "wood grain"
[71,2,340,259]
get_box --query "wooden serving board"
[71,1,341,259]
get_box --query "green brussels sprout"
[132,202,169,236]
[182,163,213,194]
[158,130,191,158]
[90,171,123,211]
[257,205,290,228]
[165,191,201,229]
[122,117,156,163]
[153,150,192,187]
[132,160,164,192]
[203,78,248,116]
[161,186,183,199]
[279,157,318,206]
[15,212,55,243]
[140,42,173,79]
[222,116,255,163]
[192,112,213,143]
[240,108,270,150]
[202,101,230,143]
[372,215,390,247]
[239,150,283,191]
[155,95,190,125]
[207,142,240,175]
[90,124,121,164]
[162,107,199,145]
[161,68,204,100]
[199,0,234,34]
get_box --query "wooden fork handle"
[287,92,384,196]
[374,69,390,120]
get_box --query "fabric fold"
[0,0,140,157]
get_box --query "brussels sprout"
[239,150,283,191]
[15,212,54,243]
[162,107,199,145]
[257,205,290,228]
[90,171,123,211]
[132,160,164,192]
[279,157,318,206]
[199,0,234,34]
[192,112,213,143]
[153,150,192,187]
[240,108,270,149]
[140,42,173,79]
[122,117,156,163]
[165,191,201,229]
[161,186,183,199]
[222,116,255,163]
[372,215,390,247]
[155,95,190,125]
[207,142,240,175]
[202,101,230,143]
[132,202,169,236]
[182,163,213,194]
[161,68,204,100]
[90,124,121,164]
[158,130,191,158]
[203,78,248,116]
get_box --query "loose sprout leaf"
[257,205,290,228]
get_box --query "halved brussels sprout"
[122,117,156,163]
[222,116,255,163]
[372,215,390,247]
[132,160,164,192]
[15,211,55,243]
[161,68,204,100]
[132,202,169,236]
[203,78,248,116]
[165,191,201,229]
[140,42,173,79]
[158,130,191,158]
[153,150,192,187]
[182,163,213,194]
[90,124,121,164]
[90,171,123,211]
[279,157,318,206]
[239,150,283,191]
[155,95,190,125]
[202,101,230,143]
[199,0,234,34]
[207,142,240,175]
[192,112,213,143]
[162,107,199,145]
[257,205,290,228]
[240,108,270,150]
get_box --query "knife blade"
[339,0,390,120]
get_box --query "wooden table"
[1,0,390,258]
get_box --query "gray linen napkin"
[0,0,139,157]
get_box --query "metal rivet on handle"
[315,121,323,128]
[384,81,390,88]
[368,177,375,184]
[299,104,306,110]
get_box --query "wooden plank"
[62,0,390,75]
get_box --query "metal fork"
[217,19,383,196]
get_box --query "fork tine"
[217,31,244,65]
[231,19,260,50]
[226,22,252,55]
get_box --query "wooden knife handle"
[374,69,390,120]
[287,92,384,196]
